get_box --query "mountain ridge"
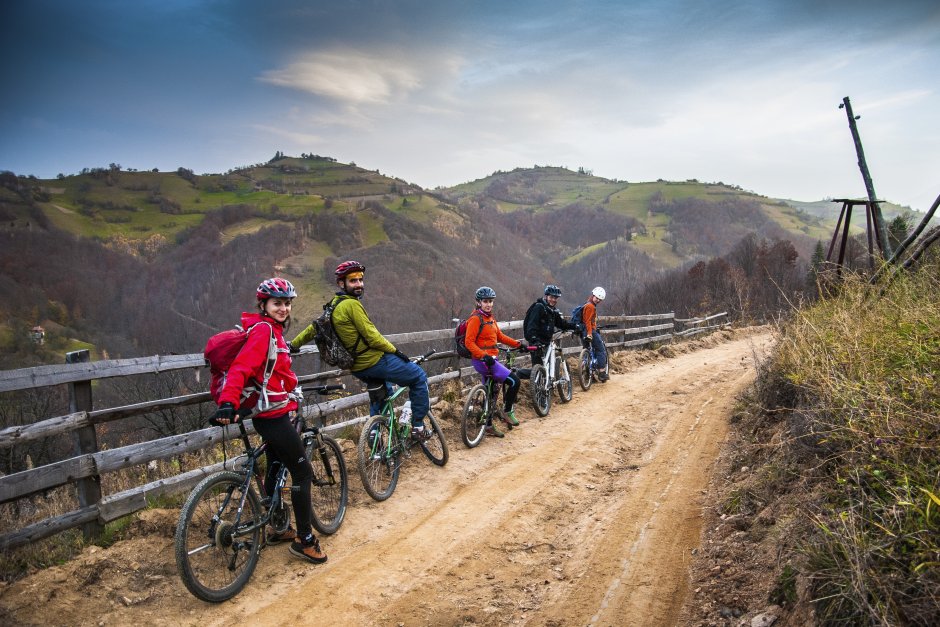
[0,154,908,364]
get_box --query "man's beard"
[345,285,364,298]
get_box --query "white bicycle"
[529,331,573,417]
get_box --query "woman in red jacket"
[210,277,327,565]
[464,286,527,437]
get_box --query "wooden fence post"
[66,349,103,540]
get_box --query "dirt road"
[0,329,773,627]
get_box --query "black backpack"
[313,299,357,369]
[570,303,587,335]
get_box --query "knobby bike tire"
[578,348,593,391]
[356,415,400,501]
[530,364,551,417]
[306,434,348,535]
[461,384,488,448]
[557,358,573,403]
[420,412,449,466]
[175,471,262,603]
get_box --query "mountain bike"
[356,351,448,501]
[175,384,347,603]
[461,345,537,448]
[578,338,610,391]
[530,331,573,417]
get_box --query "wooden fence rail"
[0,312,727,550]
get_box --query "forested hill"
[0,155,900,366]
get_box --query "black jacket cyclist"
[523,285,578,364]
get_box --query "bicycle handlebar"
[301,383,346,394]
[412,349,436,364]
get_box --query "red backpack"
[204,322,277,407]
[454,312,486,359]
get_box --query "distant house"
[30,326,45,345]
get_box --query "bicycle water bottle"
[399,400,412,427]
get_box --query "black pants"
[252,413,314,538]
[501,372,521,412]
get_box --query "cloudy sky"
[2,0,938,210]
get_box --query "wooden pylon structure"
[826,198,886,272]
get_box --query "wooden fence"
[0,312,726,550]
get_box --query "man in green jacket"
[291,260,431,439]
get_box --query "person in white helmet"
[578,287,609,381]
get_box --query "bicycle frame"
[481,346,519,409]
[535,333,567,387]
[373,385,412,467]
[216,423,290,545]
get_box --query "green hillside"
[7,159,843,276]
[442,166,832,267]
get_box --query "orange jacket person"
[464,286,527,436]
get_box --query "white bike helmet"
[592,286,606,300]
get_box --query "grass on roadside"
[755,265,939,625]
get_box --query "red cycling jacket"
[217,312,298,418]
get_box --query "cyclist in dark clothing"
[523,284,579,366]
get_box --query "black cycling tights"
[252,413,314,538]
[502,371,521,412]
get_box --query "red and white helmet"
[335,260,365,279]
[592,286,606,300]
[256,277,297,301]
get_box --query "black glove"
[483,354,495,367]
[517,339,528,349]
[288,342,300,355]
[582,337,591,349]
[210,402,236,426]
[393,349,410,362]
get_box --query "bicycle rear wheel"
[578,348,593,391]
[461,384,488,448]
[530,364,551,417]
[557,358,573,403]
[356,415,400,501]
[175,471,262,603]
[306,434,348,535]
[420,412,449,466]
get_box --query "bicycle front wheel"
[357,415,400,501]
[578,348,593,391]
[530,364,551,417]
[175,471,262,603]
[420,412,449,466]
[306,434,348,535]
[461,384,488,448]
[557,358,573,403]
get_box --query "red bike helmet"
[256,277,297,301]
[335,260,365,279]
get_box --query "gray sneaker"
[411,425,432,441]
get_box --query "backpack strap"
[245,321,289,413]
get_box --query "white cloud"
[258,49,422,104]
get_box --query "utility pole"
[839,96,892,257]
